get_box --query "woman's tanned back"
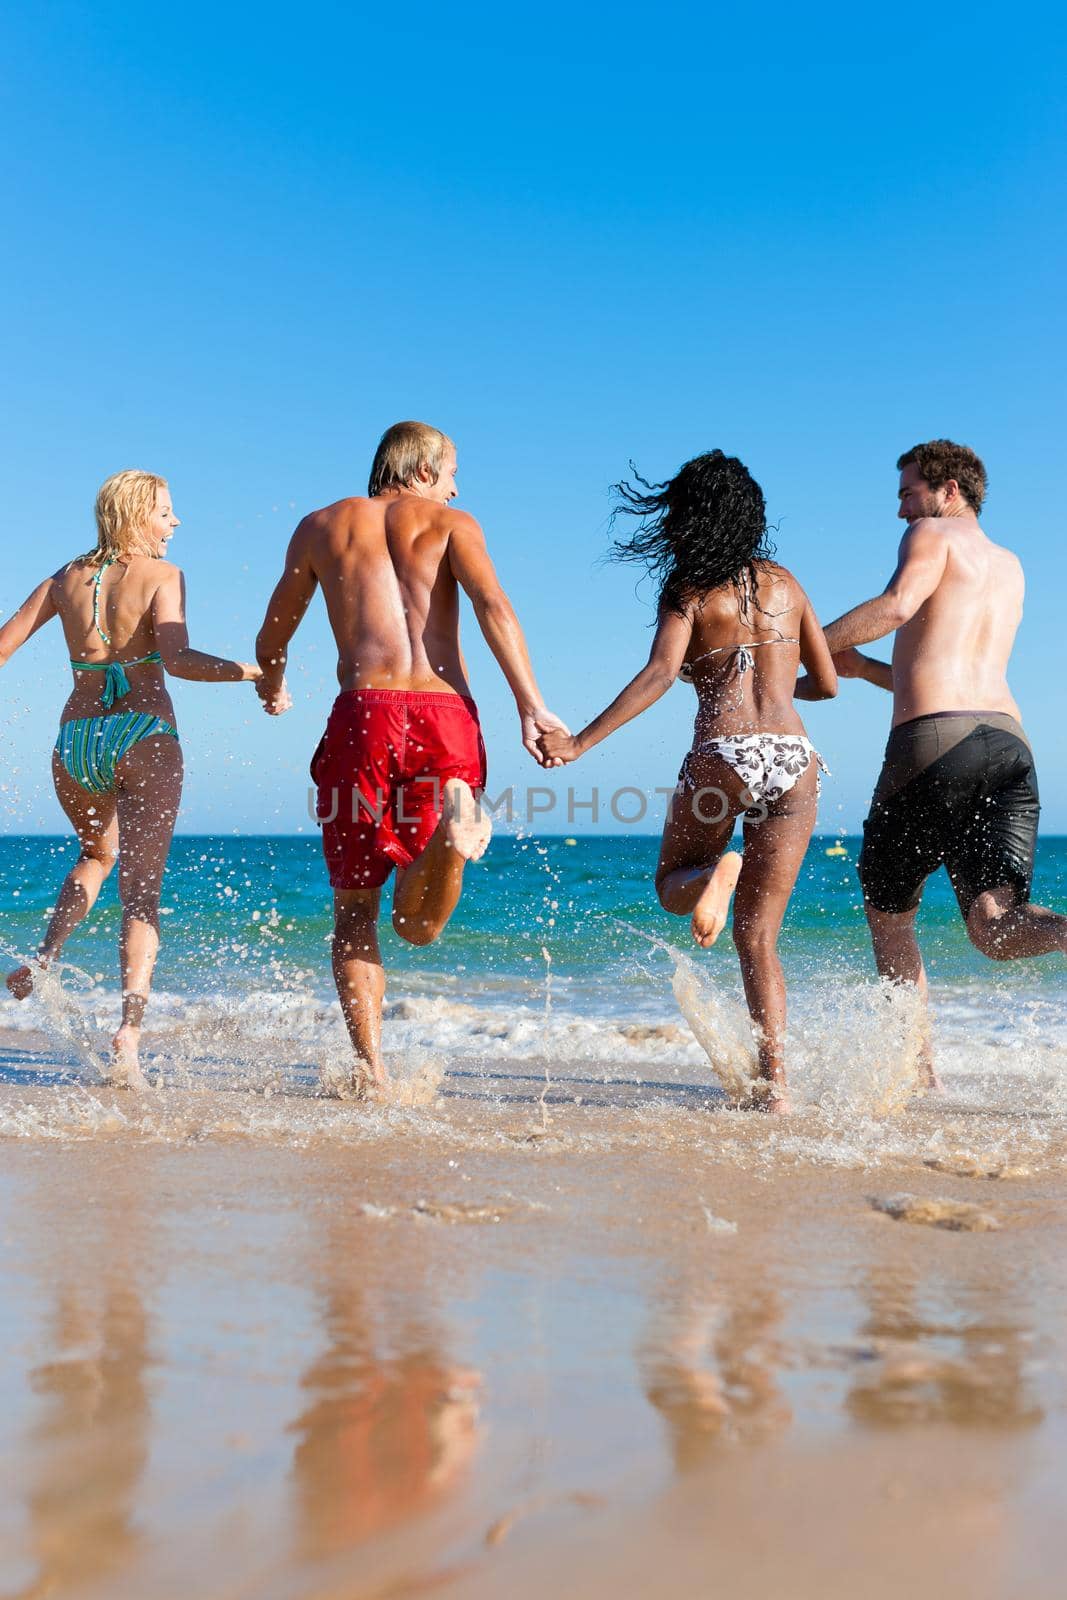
[686,563,808,735]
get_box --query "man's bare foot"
[105,1026,148,1091]
[691,852,743,948]
[442,779,492,862]
[5,953,51,1001]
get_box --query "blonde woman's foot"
[691,852,743,947]
[5,953,51,1000]
[105,1026,148,1091]
[915,1051,944,1095]
[443,779,492,861]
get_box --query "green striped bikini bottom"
[55,712,179,795]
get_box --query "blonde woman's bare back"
[55,554,177,725]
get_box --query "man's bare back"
[258,455,559,756]
[286,494,478,698]
[886,516,1023,725]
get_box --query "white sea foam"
[4,939,1067,1160]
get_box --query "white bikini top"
[680,635,799,711]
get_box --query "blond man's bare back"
[288,494,478,696]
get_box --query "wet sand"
[2,1036,1066,1599]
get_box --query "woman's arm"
[0,578,58,667]
[540,607,694,765]
[152,566,260,683]
[793,596,839,702]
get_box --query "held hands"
[538,726,580,767]
[830,647,868,679]
[254,670,293,716]
[521,706,571,767]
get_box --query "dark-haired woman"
[540,451,837,1113]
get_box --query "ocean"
[3,831,1067,1125]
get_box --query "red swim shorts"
[310,689,488,890]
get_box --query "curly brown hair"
[896,439,987,513]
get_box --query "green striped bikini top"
[70,556,162,709]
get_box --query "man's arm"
[447,512,567,764]
[832,647,893,692]
[822,521,949,653]
[0,577,58,667]
[255,521,319,713]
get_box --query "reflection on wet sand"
[639,1279,791,1469]
[289,1224,481,1562]
[12,1176,152,1600]
[0,1115,1063,1599]
[844,1268,1044,1429]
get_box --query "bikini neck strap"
[92,555,115,646]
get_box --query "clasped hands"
[254,673,293,716]
[520,707,581,768]
[522,708,581,768]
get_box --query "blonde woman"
[0,471,284,1085]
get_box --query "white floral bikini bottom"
[679,734,829,806]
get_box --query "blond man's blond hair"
[76,469,168,568]
[368,422,453,497]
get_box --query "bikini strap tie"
[99,661,131,709]
[69,651,163,707]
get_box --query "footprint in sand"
[923,1156,1032,1181]
[413,1199,517,1224]
[356,1198,524,1224]
[868,1192,1001,1232]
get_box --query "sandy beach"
[2,1022,1065,1600]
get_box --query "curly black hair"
[609,450,777,618]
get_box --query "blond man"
[256,422,565,1097]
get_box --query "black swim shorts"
[857,711,1040,916]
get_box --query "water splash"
[612,919,928,1118]
[0,940,109,1081]
[790,978,924,1118]
[538,944,553,1128]
[668,950,758,1104]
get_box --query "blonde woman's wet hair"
[367,421,453,497]
[78,469,169,567]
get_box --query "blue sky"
[3,0,1065,833]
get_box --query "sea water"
[2,833,1067,1142]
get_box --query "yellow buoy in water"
[564,837,578,846]
[825,843,848,857]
